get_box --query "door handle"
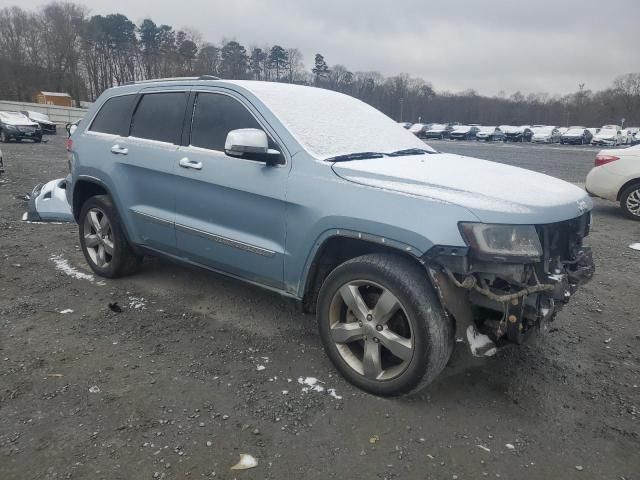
[179,157,202,170]
[110,144,128,155]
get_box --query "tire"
[620,183,640,221]
[0,130,7,143]
[316,253,453,396]
[78,194,142,278]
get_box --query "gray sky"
[7,0,640,95]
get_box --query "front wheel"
[317,254,453,396]
[620,183,640,220]
[79,195,142,278]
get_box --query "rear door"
[173,89,290,289]
[85,88,190,254]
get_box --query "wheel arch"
[72,177,111,221]
[300,230,427,313]
[617,178,640,200]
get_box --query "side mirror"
[224,128,283,165]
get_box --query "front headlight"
[459,223,542,261]
[6,125,17,131]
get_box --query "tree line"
[1,2,639,127]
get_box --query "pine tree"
[268,45,288,81]
[312,53,329,85]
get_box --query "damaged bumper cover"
[424,213,595,356]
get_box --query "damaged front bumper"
[424,213,595,356]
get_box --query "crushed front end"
[424,213,595,356]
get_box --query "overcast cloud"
[6,0,640,95]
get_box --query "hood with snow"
[332,153,591,224]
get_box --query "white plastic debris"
[505,443,515,450]
[128,296,147,310]
[297,376,342,399]
[476,445,491,453]
[88,385,100,393]
[256,365,266,371]
[604,338,612,344]
[466,325,497,357]
[629,243,640,251]
[59,309,74,314]
[230,453,257,470]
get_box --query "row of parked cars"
[0,110,58,143]
[402,122,640,146]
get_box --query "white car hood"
[332,153,591,224]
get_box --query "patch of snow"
[476,445,491,453]
[256,365,266,371]
[128,296,146,310]
[88,385,100,393]
[50,254,97,283]
[297,376,342,399]
[229,81,436,160]
[22,212,27,221]
[58,309,74,314]
[505,443,515,450]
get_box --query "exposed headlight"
[5,125,18,130]
[459,223,542,261]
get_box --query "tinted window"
[89,95,136,135]
[130,92,187,143]
[191,93,270,151]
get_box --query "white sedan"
[585,144,640,220]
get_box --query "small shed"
[36,91,73,107]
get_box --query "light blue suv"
[66,77,595,396]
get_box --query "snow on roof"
[229,81,435,159]
[452,125,472,133]
[39,91,71,97]
[478,126,496,133]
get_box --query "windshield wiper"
[387,148,436,157]
[327,152,386,162]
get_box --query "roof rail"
[123,75,221,86]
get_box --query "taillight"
[65,138,73,152]
[594,154,619,167]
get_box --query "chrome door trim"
[175,222,276,257]
[131,209,174,227]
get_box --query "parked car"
[424,123,451,139]
[558,127,569,136]
[634,130,640,145]
[587,127,600,139]
[398,122,412,130]
[560,127,593,145]
[504,125,533,142]
[408,123,429,138]
[586,145,640,220]
[592,126,622,146]
[620,128,635,145]
[67,78,595,396]
[449,125,480,140]
[475,126,505,142]
[20,110,57,134]
[0,111,42,143]
[531,126,561,144]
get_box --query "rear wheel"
[620,183,640,220]
[317,254,453,396]
[79,195,142,277]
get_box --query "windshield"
[427,124,446,131]
[478,126,495,133]
[534,127,554,134]
[229,81,435,159]
[565,128,584,135]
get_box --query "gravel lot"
[0,134,638,480]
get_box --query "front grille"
[17,126,35,133]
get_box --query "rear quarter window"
[130,92,188,144]
[89,95,136,136]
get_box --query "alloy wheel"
[83,207,114,268]
[328,280,414,381]
[626,188,640,217]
